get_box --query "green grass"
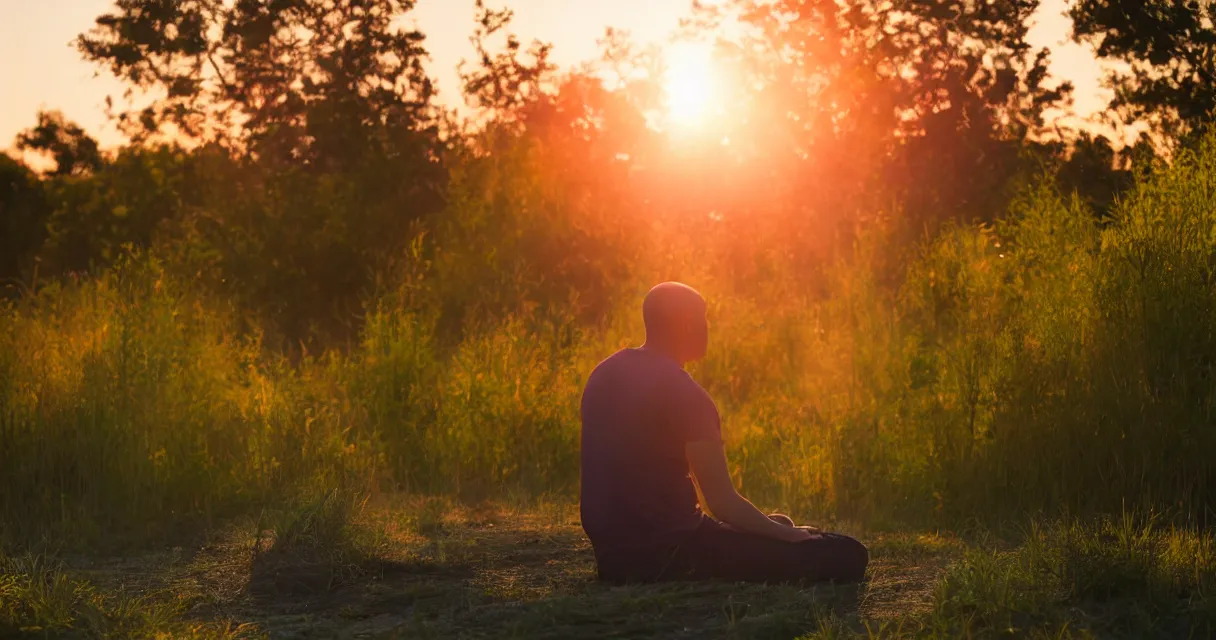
[0,553,257,638]
[4,501,1212,638]
[915,518,1215,638]
[248,489,393,596]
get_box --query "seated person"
[579,282,868,584]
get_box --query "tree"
[688,0,1073,240]
[460,0,556,118]
[15,110,104,177]
[37,145,191,276]
[1072,0,1216,140]
[427,3,651,336]
[78,0,437,165]
[76,0,448,348]
[0,154,50,294]
[1051,132,1135,219]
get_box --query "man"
[579,282,868,584]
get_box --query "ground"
[28,497,1213,638]
[25,499,963,639]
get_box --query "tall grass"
[6,135,1216,542]
[805,516,1216,638]
[0,257,365,545]
[693,136,1216,525]
[925,516,1216,637]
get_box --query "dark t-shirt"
[579,348,722,553]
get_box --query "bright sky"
[0,0,1107,152]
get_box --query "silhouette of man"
[579,282,868,583]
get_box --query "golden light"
[663,42,717,126]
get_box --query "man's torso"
[578,348,721,552]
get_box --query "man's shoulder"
[673,370,715,408]
[589,348,690,382]
[584,349,685,399]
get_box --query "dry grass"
[9,499,947,639]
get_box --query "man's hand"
[783,527,815,542]
[686,440,816,543]
[769,515,821,540]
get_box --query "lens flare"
[664,42,716,126]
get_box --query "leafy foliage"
[692,0,1074,236]
[15,110,103,177]
[0,155,49,294]
[1073,0,1216,139]
[77,0,436,158]
[69,0,447,348]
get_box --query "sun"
[663,42,717,126]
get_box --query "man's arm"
[686,440,812,543]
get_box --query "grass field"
[7,100,1216,640]
[4,495,1214,638]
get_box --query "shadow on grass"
[222,497,895,639]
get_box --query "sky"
[0,0,1108,153]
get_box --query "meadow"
[7,0,1216,634]
[5,129,1216,637]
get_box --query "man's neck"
[639,342,685,368]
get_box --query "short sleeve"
[670,374,722,444]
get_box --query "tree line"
[2,0,1212,350]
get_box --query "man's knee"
[804,533,868,583]
[835,535,869,582]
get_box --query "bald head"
[642,282,709,364]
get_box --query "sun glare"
[664,42,717,126]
